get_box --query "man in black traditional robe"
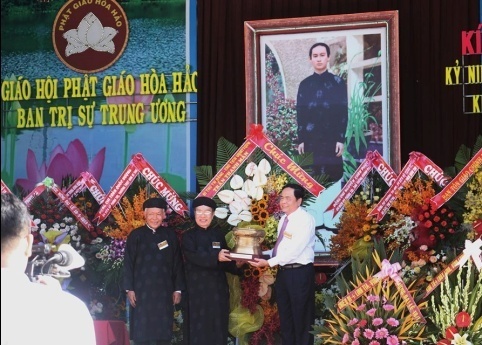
[296,42,348,182]
[124,197,185,345]
[181,197,242,345]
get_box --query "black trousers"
[135,341,171,345]
[275,263,315,345]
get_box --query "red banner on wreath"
[64,172,106,206]
[423,238,482,298]
[325,151,397,218]
[94,153,188,225]
[430,148,482,209]
[369,152,450,222]
[23,182,48,208]
[337,259,426,324]
[1,180,12,194]
[22,177,93,231]
[93,161,139,225]
[198,140,258,198]
[198,124,325,198]
[132,153,188,215]
[50,184,94,231]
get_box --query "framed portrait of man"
[244,11,400,256]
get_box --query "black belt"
[279,263,310,270]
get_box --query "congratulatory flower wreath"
[194,136,327,345]
[312,136,482,345]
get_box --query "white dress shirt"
[1,268,96,345]
[267,206,316,267]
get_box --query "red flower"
[315,272,327,285]
[445,326,458,339]
[455,311,471,328]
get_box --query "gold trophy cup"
[229,226,267,260]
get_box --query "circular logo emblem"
[52,0,129,74]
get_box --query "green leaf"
[194,165,213,188]
[454,145,471,172]
[215,137,239,171]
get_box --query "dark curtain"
[197,0,481,177]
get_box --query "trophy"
[228,226,269,261]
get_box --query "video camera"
[26,243,85,282]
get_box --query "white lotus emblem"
[63,12,118,57]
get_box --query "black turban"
[143,197,168,210]
[192,197,217,211]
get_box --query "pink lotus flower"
[16,139,105,193]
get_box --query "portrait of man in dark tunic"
[296,42,348,183]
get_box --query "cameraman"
[1,193,96,345]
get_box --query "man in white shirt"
[249,183,316,345]
[1,193,96,345]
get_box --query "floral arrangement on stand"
[319,264,427,344]
[428,260,481,345]
[329,174,468,289]
[195,136,328,345]
[312,137,482,345]
[214,157,286,345]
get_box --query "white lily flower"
[245,162,258,177]
[233,190,251,210]
[252,169,268,187]
[257,158,271,174]
[451,333,472,345]
[229,200,245,215]
[214,207,229,219]
[218,189,235,204]
[244,180,263,200]
[230,175,244,189]
[227,210,253,226]
[253,186,264,201]
[243,179,256,197]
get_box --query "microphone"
[49,244,85,270]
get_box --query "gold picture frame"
[244,11,400,255]
[244,11,401,172]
